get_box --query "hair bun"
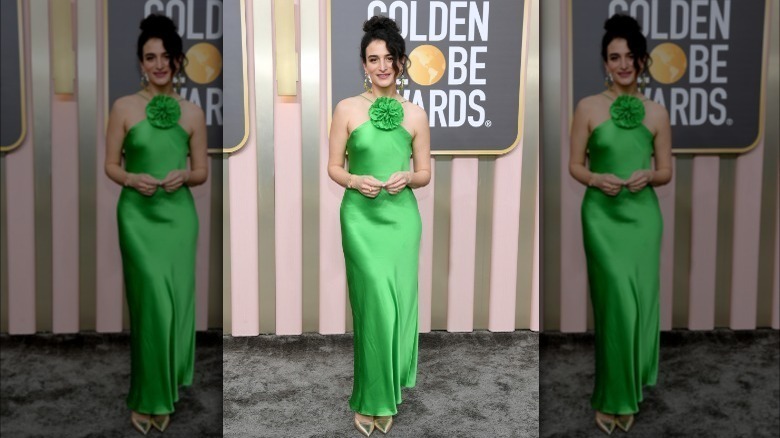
[140,13,177,34]
[604,14,641,34]
[363,15,399,33]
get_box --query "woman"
[104,14,208,435]
[327,15,431,437]
[569,14,672,435]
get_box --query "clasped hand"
[127,170,190,196]
[592,170,653,196]
[352,171,412,198]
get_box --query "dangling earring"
[398,71,406,94]
[604,72,613,89]
[638,71,650,94]
[173,70,185,94]
[363,71,371,93]
[140,72,149,89]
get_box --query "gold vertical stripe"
[300,0,320,333]
[223,158,232,334]
[1,156,8,333]
[255,0,276,334]
[431,158,452,330]
[473,158,495,330]
[31,0,52,332]
[715,157,736,327]
[672,156,693,328]
[757,3,780,327]
[516,0,539,330]
[208,157,224,329]
[76,0,97,331]
[540,0,562,331]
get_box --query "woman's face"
[604,38,642,87]
[363,39,402,91]
[140,38,176,88]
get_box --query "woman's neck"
[609,83,640,97]
[370,84,398,98]
[144,83,176,97]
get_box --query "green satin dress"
[582,94,662,415]
[340,97,421,416]
[117,95,198,415]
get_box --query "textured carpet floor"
[0,332,222,438]
[223,331,539,438]
[540,329,780,438]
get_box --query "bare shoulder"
[335,95,365,114]
[111,94,142,113]
[575,93,608,113]
[179,98,205,122]
[403,100,427,123]
[643,99,669,121]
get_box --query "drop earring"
[398,71,406,94]
[604,72,613,89]
[140,72,149,89]
[363,71,372,93]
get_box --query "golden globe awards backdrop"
[571,0,769,153]
[0,0,25,152]
[329,0,528,155]
[107,0,238,153]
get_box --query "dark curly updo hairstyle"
[137,14,187,74]
[601,14,652,72]
[360,16,407,76]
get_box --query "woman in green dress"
[569,14,672,435]
[327,16,431,437]
[104,14,208,435]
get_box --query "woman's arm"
[160,104,208,192]
[625,104,672,191]
[327,100,384,197]
[385,105,431,194]
[569,99,624,196]
[104,98,159,196]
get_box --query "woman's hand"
[384,171,412,195]
[160,170,190,193]
[624,170,654,193]
[126,173,160,196]
[350,175,384,198]
[590,173,624,197]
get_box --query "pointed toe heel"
[354,415,375,437]
[151,414,171,432]
[374,416,393,434]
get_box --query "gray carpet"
[223,331,539,438]
[540,329,780,438]
[0,332,222,438]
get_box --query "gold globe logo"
[184,42,222,85]
[648,43,687,85]
[407,45,446,86]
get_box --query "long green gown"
[340,97,421,416]
[582,94,662,415]
[117,94,198,415]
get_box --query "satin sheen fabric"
[582,115,662,415]
[117,116,198,415]
[341,117,421,416]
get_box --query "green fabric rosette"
[145,95,182,129]
[610,94,645,129]
[369,96,404,131]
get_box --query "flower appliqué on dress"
[146,95,181,129]
[369,97,404,131]
[610,94,645,129]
